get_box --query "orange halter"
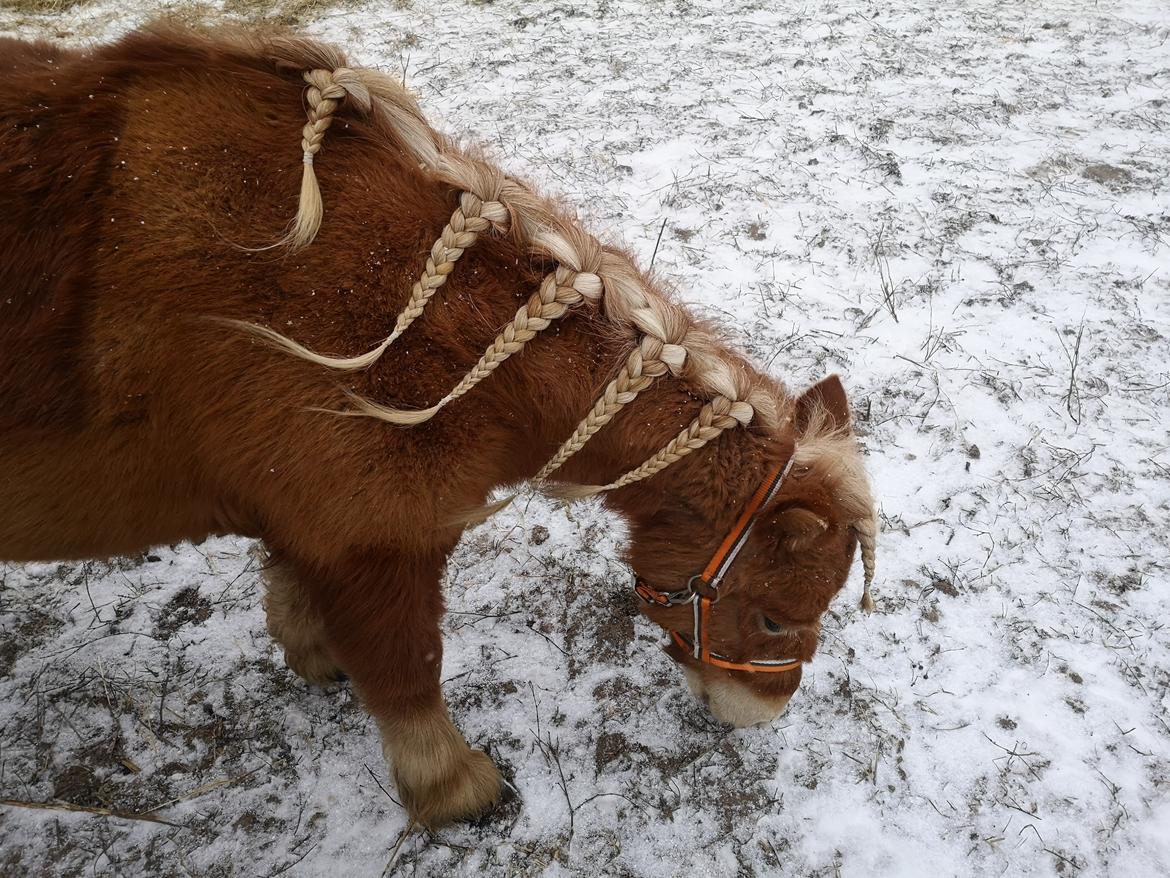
[633,456,801,674]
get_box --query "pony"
[0,24,877,827]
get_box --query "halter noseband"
[633,457,802,674]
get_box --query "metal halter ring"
[687,574,721,602]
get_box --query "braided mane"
[236,36,779,479]
[225,28,875,583]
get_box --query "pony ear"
[795,374,851,434]
[771,505,829,550]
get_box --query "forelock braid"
[344,266,604,425]
[547,395,755,499]
[853,511,878,612]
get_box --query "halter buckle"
[633,573,700,608]
[633,577,672,607]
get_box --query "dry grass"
[222,0,357,26]
[0,0,92,14]
[1,0,375,29]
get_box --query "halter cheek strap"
[634,457,801,674]
[694,455,793,594]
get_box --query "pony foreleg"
[291,547,501,827]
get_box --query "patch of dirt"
[0,608,65,676]
[744,221,767,240]
[1081,162,1133,188]
[563,590,635,678]
[51,764,103,806]
[594,730,628,772]
[930,577,959,598]
[153,585,212,640]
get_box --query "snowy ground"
[2,0,1169,875]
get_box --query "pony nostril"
[762,615,782,634]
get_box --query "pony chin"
[681,666,793,728]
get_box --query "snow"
[1,0,1168,875]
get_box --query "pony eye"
[762,616,782,634]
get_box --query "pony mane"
[200,22,874,558]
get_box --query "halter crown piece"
[633,456,802,673]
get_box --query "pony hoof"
[398,748,502,829]
[283,647,345,686]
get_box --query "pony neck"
[526,359,789,529]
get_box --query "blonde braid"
[547,395,754,499]
[534,336,685,481]
[247,192,508,370]
[384,193,509,345]
[347,266,604,425]
[286,69,351,250]
[854,512,878,612]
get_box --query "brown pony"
[0,24,877,827]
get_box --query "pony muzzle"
[681,667,793,727]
